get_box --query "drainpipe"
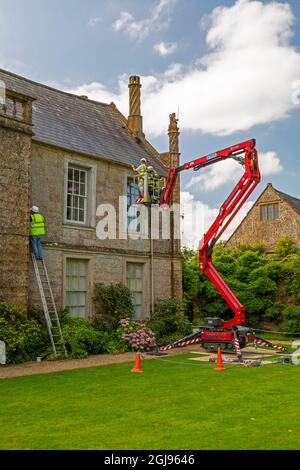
[150,208,154,317]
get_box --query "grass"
[254,331,299,341]
[0,354,300,450]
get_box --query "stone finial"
[168,112,178,132]
[128,75,143,138]
[168,112,180,165]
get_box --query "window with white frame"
[65,259,88,317]
[127,263,144,320]
[66,166,88,224]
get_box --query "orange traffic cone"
[214,347,225,371]
[131,353,143,373]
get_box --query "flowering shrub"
[117,319,156,352]
[148,299,193,347]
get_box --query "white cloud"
[87,17,101,28]
[71,0,300,138]
[154,41,177,56]
[68,80,127,105]
[181,191,253,249]
[186,151,283,191]
[113,0,176,41]
[259,151,283,175]
[186,158,243,191]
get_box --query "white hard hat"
[148,166,154,171]
[31,206,39,213]
[140,158,146,163]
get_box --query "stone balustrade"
[0,89,34,125]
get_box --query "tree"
[182,239,300,328]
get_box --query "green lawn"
[0,354,300,450]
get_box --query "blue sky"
[1,0,300,246]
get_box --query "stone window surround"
[123,256,149,320]
[65,258,89,317]
[126,262,144,320]
[64,156,97,228]
[259,200,281,222]
[62,252,94,317]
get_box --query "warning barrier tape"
[160,335,201,352]
[233,337,242,357]
[159,332,288,354]
[254,338,287,352]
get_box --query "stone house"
[0,69,182,319]
[226,183,300,251]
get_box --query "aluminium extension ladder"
[31,253,67,357]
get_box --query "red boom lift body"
[160,139,261,353]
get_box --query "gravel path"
[0,346,200,379]
[0,341,288,379]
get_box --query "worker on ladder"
[30,206,45,260]
[132,158,147,198]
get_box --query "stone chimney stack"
[128,75,143,139]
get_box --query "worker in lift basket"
[30,206,45,260]
[132,158,147,197]
[147,166,159,198]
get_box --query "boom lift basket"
[131,172,165,206]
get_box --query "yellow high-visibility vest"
[138,164,147,182]
[30,213,45,236]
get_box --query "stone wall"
[29,142,183,316]
[0,116,32,310]
[226,184,300,250]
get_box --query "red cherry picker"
[159,139,287,358]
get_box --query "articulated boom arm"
[160,139,261,329]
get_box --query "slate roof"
[276,189,300,214]
[0,69,167,174]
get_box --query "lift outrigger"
[157,139,287,358]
